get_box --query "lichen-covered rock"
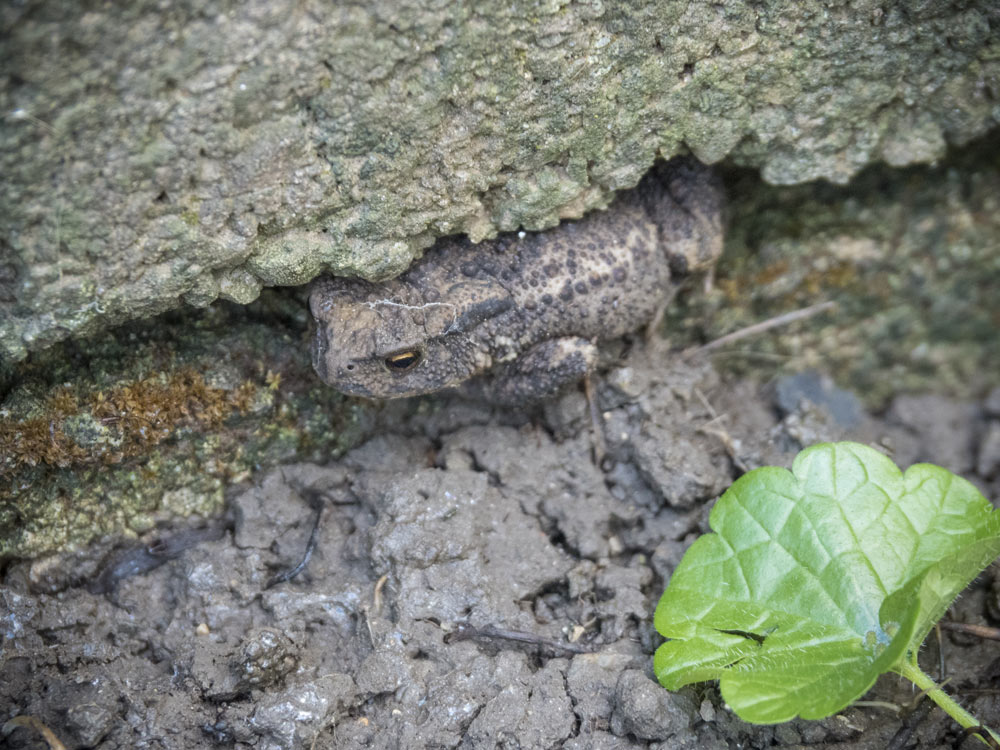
[0,295,375,560]
[2,0,997,362]
[684,136,1000,406]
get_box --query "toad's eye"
[384,349,422,372]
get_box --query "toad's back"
[404,193,671,351]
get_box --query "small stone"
[610,670,695,741]
[606,367,641,398]
[699,699,716,722]
[237,628,299,690]
[978,422,1000,478]
[66,701,115,747]
[984,387,1000,417]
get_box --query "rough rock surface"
[2,0,998,362]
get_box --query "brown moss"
[717,259,790,301]
[718,258,880,307]
[0,368,259,475]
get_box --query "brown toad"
[310,157,723,403]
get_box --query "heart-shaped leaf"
[654,442,1000,724]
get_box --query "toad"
[310,157,723,404]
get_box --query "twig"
[3,716,69,750]
[854,700,902,714]
[692,387,718,419]
[373,574,388,616]
[939,621,1000,642]
[886,698,933,750]
[584,372,608,468]
[266,498,325,588]
[89,523,228,594]
[935,622,946,683]
[444,622,596,656]
[695,301,837,353]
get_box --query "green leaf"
[654,442,1000,725]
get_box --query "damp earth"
[3,347,1000,750]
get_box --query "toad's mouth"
[333,380,377,398]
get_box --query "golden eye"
[384,349,422,372]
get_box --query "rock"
[610,669,695,741]
[3,1,997,362]
[977,421,1000,480]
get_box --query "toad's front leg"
[479,337,608,464]
[482,337,598,404]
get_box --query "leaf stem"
[894,659,1000,746]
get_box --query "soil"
[2,343,999,750]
